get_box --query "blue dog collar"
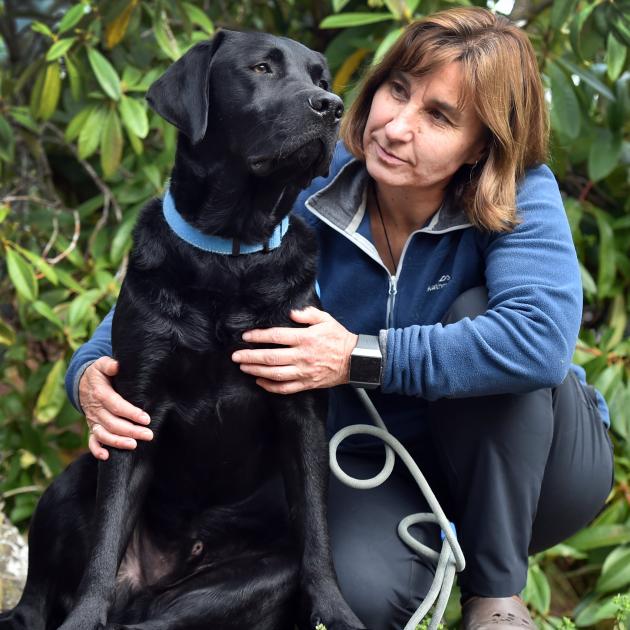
[162,188,290,255]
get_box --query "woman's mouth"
[374,142,405,165]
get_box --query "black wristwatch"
[349,334,383,389]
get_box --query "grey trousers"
[327,289,614,630]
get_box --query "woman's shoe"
[461,595,535,630]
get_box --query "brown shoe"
[461,596,535,630]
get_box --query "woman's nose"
[384,109,415,143]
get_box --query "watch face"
[350,355,382,385]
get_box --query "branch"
[43,123,123,223]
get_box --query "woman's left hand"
[231,307,358,394]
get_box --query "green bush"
[0,0,628,625]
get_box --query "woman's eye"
[390,81,406,98]
[429,110,448,124]
[318,79,329,90]
[252,63,271,74]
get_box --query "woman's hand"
[231,307,358,394]
[79,357,154,460]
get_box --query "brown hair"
[341,7,548,232]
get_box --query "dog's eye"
[252,63,272,74]
[318,79,329,91]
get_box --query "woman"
[65,8,613,630]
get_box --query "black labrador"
[1,30,367,630]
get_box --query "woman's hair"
[341,7,548,232]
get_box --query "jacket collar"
[163,188,290,255]
[304,157,472,236]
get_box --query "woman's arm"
[65,305,116,411]
[65,305,153,459]
[381,164,582,399]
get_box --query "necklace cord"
[372,181,397,273]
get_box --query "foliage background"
[0,0,628,626]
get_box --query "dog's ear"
[146,30,226,144]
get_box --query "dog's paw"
[300,579,367,630]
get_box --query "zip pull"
[389,275,398,296]
[386,275,398,328]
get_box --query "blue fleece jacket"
[65,142,609,442]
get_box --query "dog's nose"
[308,94,344,121]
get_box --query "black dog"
[1,30,367,630]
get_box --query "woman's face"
[362,61,487,194]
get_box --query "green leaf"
[100,108,123,178]
[182,2,214,35]
[154,11,181,61]
[332,0,352,11]
[31,21,54,39]
[34,359,67,424]
[595,546,630,593]
[9,106,39,133]
[0,317,16,346]
[606,34,627,82]
[11,243,58,285]
[65,105,95,142]
[579,262,597,296]
[541,543,587,560]
[0,204,9,223]
[118,94,148,138]
[610,11,630,47]
[606,294,627,349]
[125,125,144,155]
[588,128,622,182]
[320,13,395,29]
[547,61,581,140]
[37,62,62,120]
[141,165,163,192]
[5,248,38,301]
[78,106,107,159]
[45,37,75,61]
[373,28,403,65]
[522,563,550,613]
[67,289,102,329]
[555,57,616,101]
[31,300,64,329]
[594,207,616,294]
[110,207,140,264]
[406,0,420,14]
[87,47,122,100]
[565,524,630,551]
[574,595,618,626]
[383,0,404,19]
[65,53,82,100]
[58,4,89,34]
[55,268,84,293]
[551,0,578,29]
[593,364,623,400]
[0,113,15,162]
[569,4,597,60]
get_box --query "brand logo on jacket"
[426,274,451,292]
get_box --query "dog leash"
[329,388,466,630]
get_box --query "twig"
[2,485,44,499]
[1,193,80,265]
[45,209,80,265]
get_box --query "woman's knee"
[328,454,441,629]
[333,542,436,630]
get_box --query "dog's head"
[146,30,343,188]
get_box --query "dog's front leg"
[273,392,367,630]
[58,406,167,630]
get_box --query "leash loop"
[329,388,465,630]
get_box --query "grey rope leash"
[329,388,465,630]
